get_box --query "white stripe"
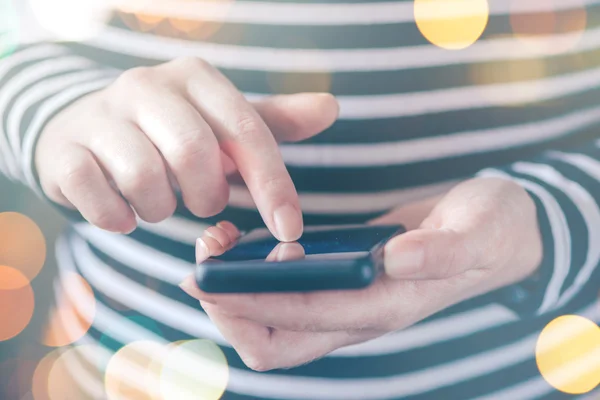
[474,301,600,400]
[6,69,112,156]
[69,232,227,344]
[74,223,195,284]
[334,66,600,119]
[0,56,92,178]
[136,215,210,246]
[21,77,116,191]
[74,222,519,357]
[0,44,66,80]
[229,180,458,213]
[116,0,600,26]
[47,292,108,400]
[333,304,517,356]
[54,244,600,400]
[88,23,600,73]
[545,152,600,307]
[477,169,572,314]
[279,106,600,167]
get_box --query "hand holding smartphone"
[195,224,405,293]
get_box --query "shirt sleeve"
[0,43,119,198]
[477,138,600,316]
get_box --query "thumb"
[383,228,481,280]
[252,93,339,143]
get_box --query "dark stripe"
[306,88,600,144]
[61,40,600,97]
[231,127,600,193]
[73,229,600,380]
[108,5,599,50]
[508,167,589,301]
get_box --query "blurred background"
[2,0,600,398]
[1,2,67,399]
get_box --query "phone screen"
[213,225,402,263]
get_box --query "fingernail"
[385,240,424,278]
[273,203,303,242]
[196,238,210,263]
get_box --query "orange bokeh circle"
[32,349,62,400]
[0,212,46,281]
[0,265,35,341]
[509,0,587,54]
[42,273,96,347]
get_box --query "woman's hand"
[35,57,339,240]
[181,177,543,371]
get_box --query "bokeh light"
[160,339,229,400]
[105,340,167,400]
[0,358,39,399]
[0,212,46,281]
[42,273,96,347]
[414,0,489,50]
[536,315,600,394]
[116,0,234,41]
[0,0,19,58]
[47,345,105,400]
[0,265,35,341]
[469,51,548,106]
[28,0,112,41]
[32,349,62,400]
[510,0,587,54]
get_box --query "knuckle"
[115,67,154,90]
[61,158,96,192]
[119,164,164,198]
[169,134,210,171]
[232,114,262,143]
[169,56,211,72]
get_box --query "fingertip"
[216,220,241,241]
[273,203,303,242]
[204,225,232,249]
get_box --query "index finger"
[183,63,303,242]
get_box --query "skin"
[35,57,340,242]
[36,57,544,373]
[181,177,544,371]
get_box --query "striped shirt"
[2,1,600,398]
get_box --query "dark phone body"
[195,224,405,293]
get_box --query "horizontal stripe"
[70,225,523,359]
[115,0,599,26]
[477,169,571,315]
[66,41,600,99]
[5,69,112,157]
[278,105,600,167]
[67,233,227,343]
[86,23,600,73]
[228,180,457,214]
[136,215,210,246]
[21,76,117,192]
[74,223,195,284]
[55,242,600,400]
[111,3,600,51]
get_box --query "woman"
[1,0,599,398]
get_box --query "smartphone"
[195,224,405,293]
